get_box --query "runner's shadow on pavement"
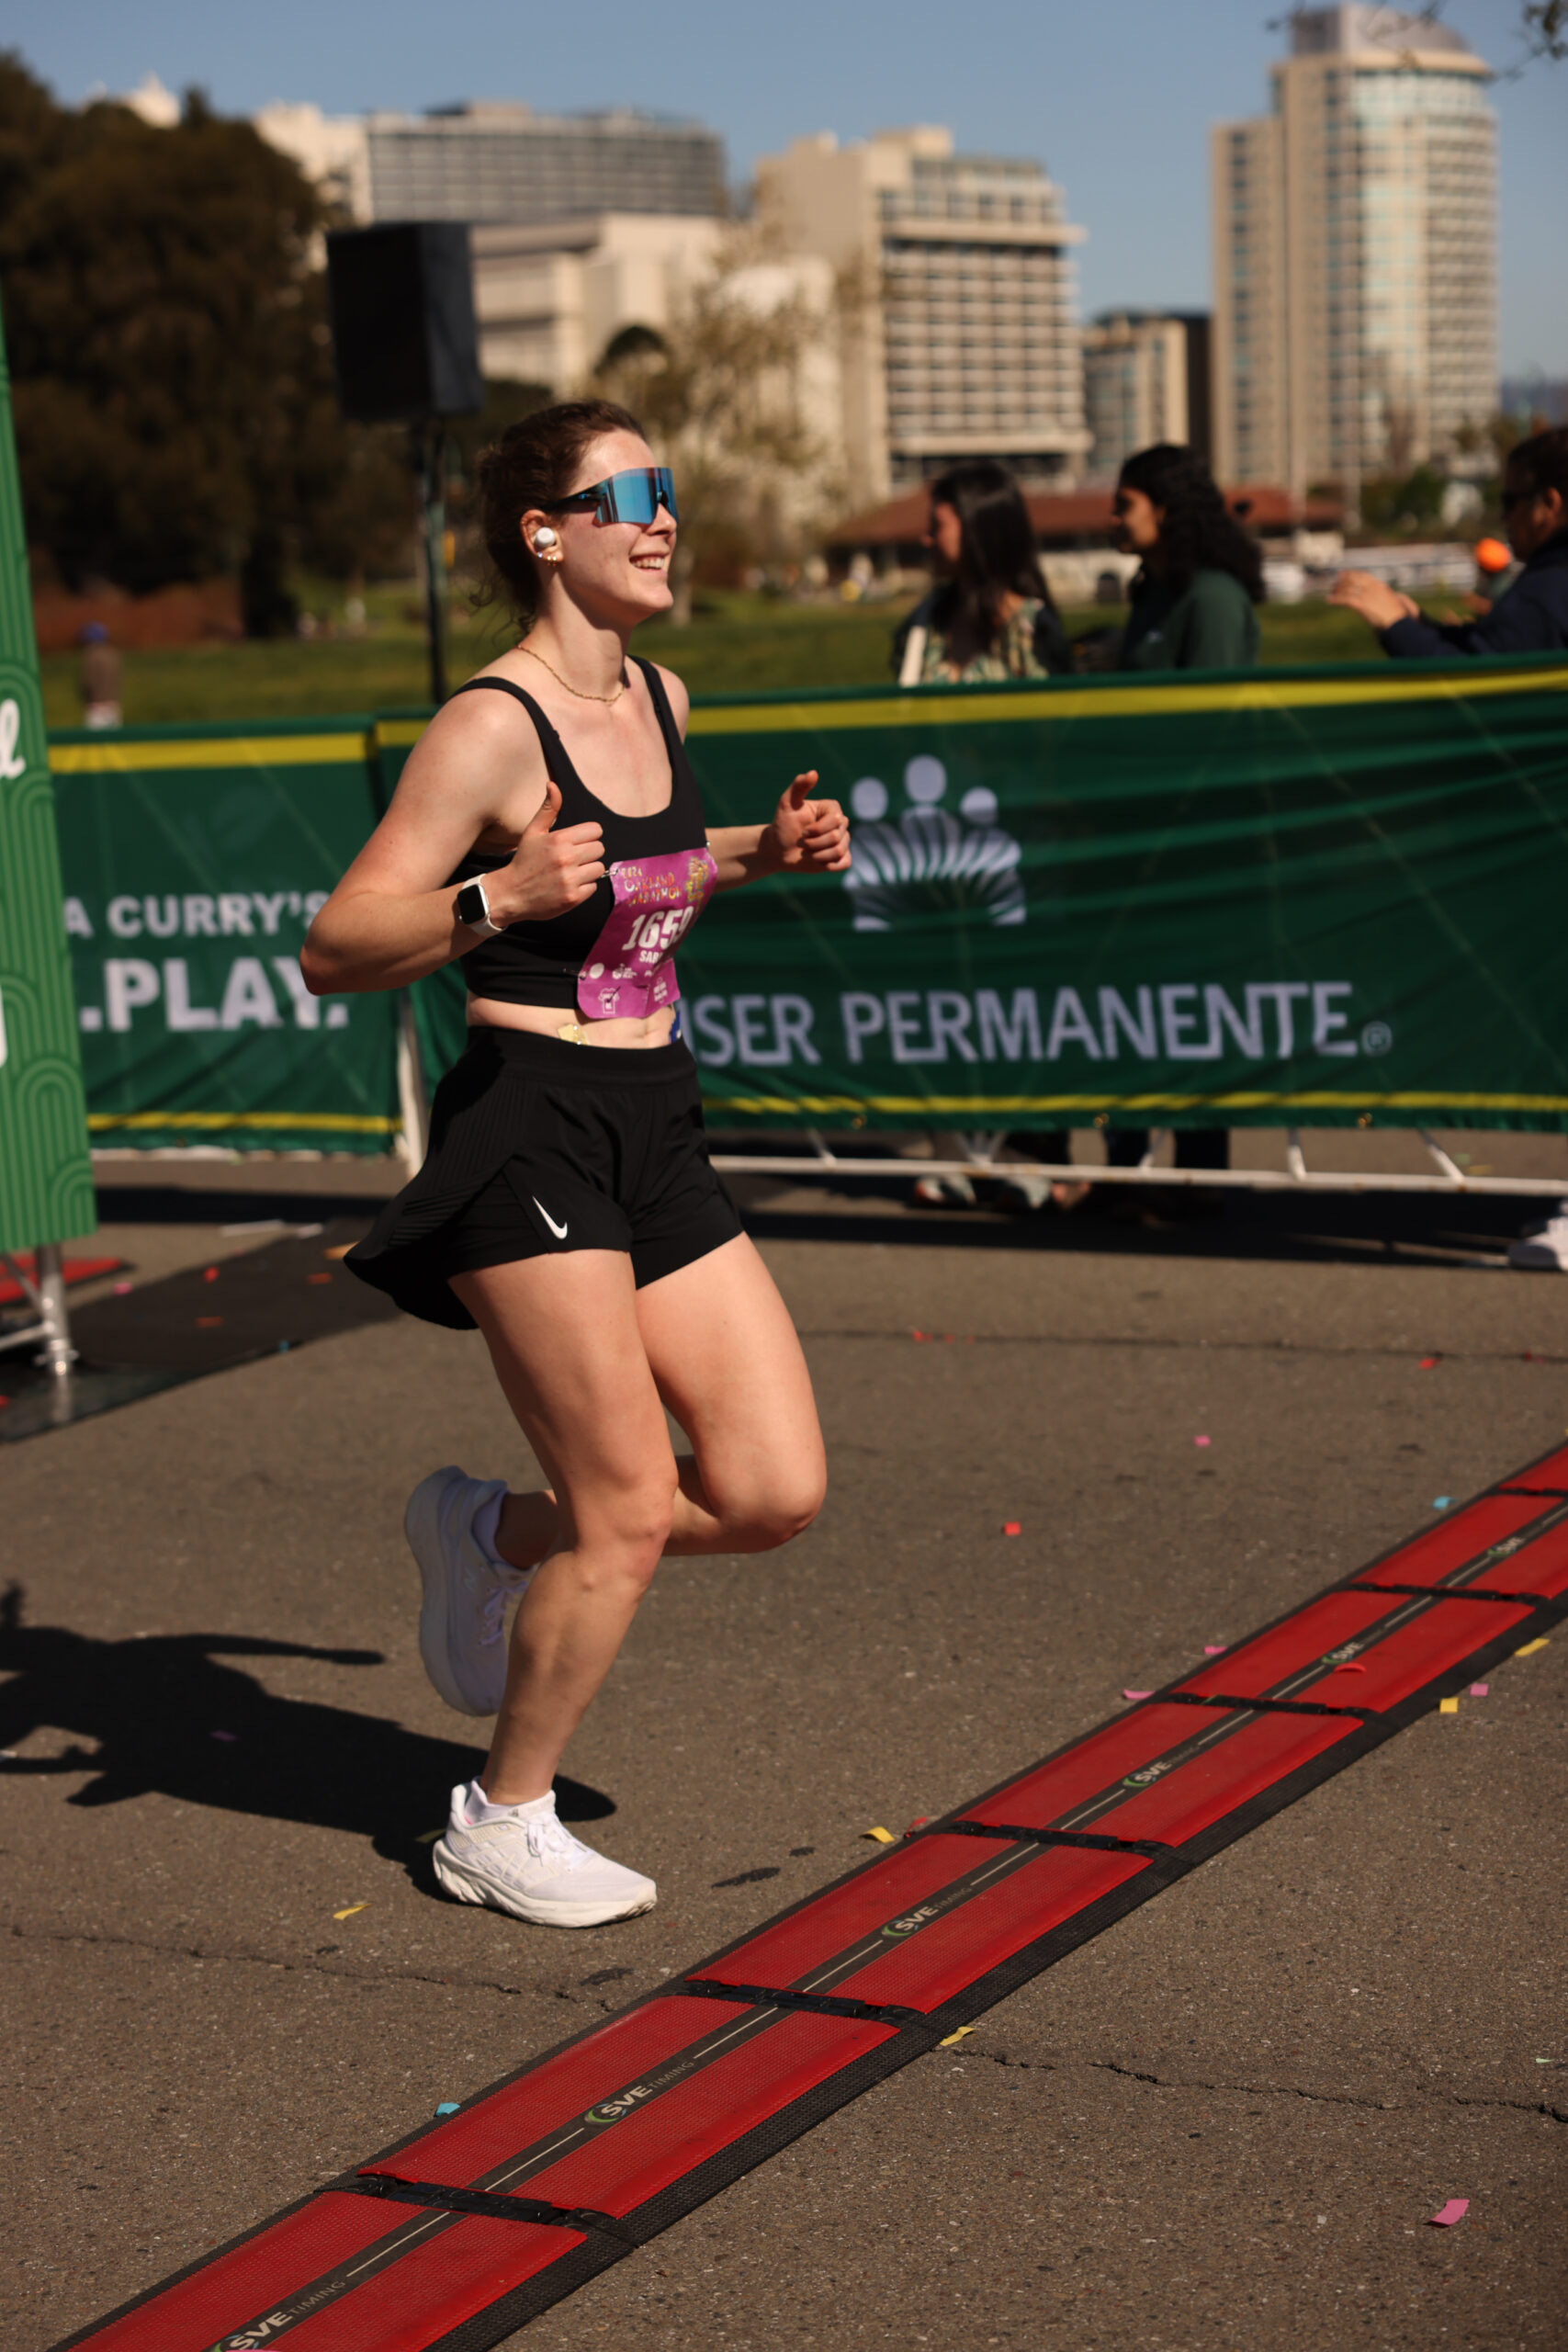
[0,1585,615,1890]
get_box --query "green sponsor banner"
[0,297,94,1250]
[51,655,1568,1150]
[51,720,399,1154]
[674,662,1568,1130]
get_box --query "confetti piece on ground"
[1002,1521,1021,1535]
[863,1826,896,1844]
[306,1272,333,1285]
[939,2027,976,2048]
[1122,1689,1154,1702]
[203,1266,219,1283]
[332,1903,367,1920]
[415,1828,443,1844]
[196,1316,222,1328]
[904,1816,931,1838]
[209,1730,238,1743]
[1204,1644,1226,1655]
[112,1280,132,1295]
[324,1243,354,1260]
[1515,1637,1551,1657]
[1428,2199,1469,2227]
[1193,1434,1212,1447]
[1419,1356,1439,1369]
[1438,1696,1460,1713]
[1470,1682,1489,1697]
[910,1329,930,1342]
[1433,1496,1452,1510]
[434,2102,460,2117]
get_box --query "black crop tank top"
[447,657,716,1016]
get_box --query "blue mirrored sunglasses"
[551,466,678,526]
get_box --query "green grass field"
[39,587,1401,729]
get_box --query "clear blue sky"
[9,0,1564,376]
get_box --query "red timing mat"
[55,1441,1568,2352]
[0,1254,122,1307]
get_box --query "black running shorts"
[345,1029,742,1330]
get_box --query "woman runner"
[302,401,850,1928]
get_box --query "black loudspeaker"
[325,223,485,423]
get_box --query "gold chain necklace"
[517,642,627,705]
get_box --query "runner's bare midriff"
[467,998,677,1047]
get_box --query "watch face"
[457,880,487,925]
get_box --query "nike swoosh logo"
[533,1197,569,1240]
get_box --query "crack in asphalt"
[795,1326,1561,1367]
[4,1918,615,2010]
[963,2040,1568,2122]
[11,1922,1564,2123]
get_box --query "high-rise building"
[1082,312,1203,481]
[1212,6,1495,498]
[254,100,726,227]
[756,127,1088,504]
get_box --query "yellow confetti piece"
[1438,1696,1460,1713]
[1515,1637,1551,1657]
[332,1903,368,1920]
[862,1826,896,1844]
[940,2026,977,2048]
[414,1829,443,1845]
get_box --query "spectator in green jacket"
[1110,444,1265,1199]
[1113,442,1264,670]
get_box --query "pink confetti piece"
[1428,2199,1469,2227]
[1193,1434,1212,1447]
[209,1730,238,1743]
[1204,1644,1226,1656]
[1469,1681,1489,1697]
[112,1280,132,1295]
[1122,1689,1154,1702]
[1002,1521,1021,1536]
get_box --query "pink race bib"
[577,846,718,1020]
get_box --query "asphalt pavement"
[4,1162,1565,2351]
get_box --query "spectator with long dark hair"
[893,460,1072,685]
[1114,441,1264,671]
[1110,444,1264,1199]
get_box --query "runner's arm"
[301,695,604,993]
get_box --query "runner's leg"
[494,1234,824,1566]
[636,1232,827,1555]
[452,1251,678,1804]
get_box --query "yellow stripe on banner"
[685,666,1568,738]
[87,1110,398,1136]
[708,1089,1568,1118]
[50,734,368,775]
[372,719,430,750]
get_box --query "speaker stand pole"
[412,419,448,706]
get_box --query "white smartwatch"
[455,876,505,938]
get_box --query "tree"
[0,55,411,621]
[592,231,843,621]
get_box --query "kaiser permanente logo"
[689,983,1393,1072]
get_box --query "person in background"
[1109,443,1266,1202]
[891,463,1080,1209]
[1328,426,1568,658]
[893,460,1072,687]
[78,622,122,728]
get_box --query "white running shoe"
[432,1781,657,1928]
[406,1465,530,1716]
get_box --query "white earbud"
[532,526,561,563]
